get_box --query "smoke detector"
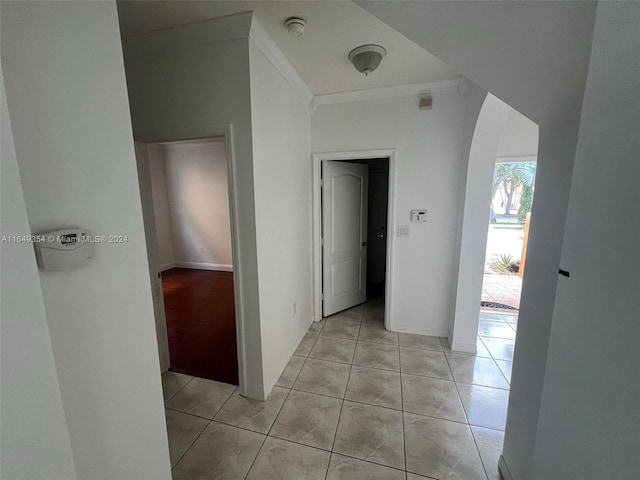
[285,17,307,37]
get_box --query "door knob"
[362,241,367,246]
[377,233,385,238]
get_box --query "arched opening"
[450,93,511,354]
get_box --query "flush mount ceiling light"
[348,44,386,76]
[285,17,307,37]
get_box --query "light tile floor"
[162,301,517,480]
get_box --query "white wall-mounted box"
[411,210,428,223]
[34,228,94,271]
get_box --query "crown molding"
[313,79,460,107]
[308,96,317,114]
[158,137,225,148]
[249,18,313,105]
[122,11,253,58]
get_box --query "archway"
[450,93,511,353]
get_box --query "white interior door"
[322,161,369,316]
[134,142,171,372]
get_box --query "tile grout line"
[267,430,334,454]
[443,351,470,426]
[288,382,488,426]
[171,383,238,472]
[399,335,408,475]
[494,359,512,385]
[444,342,491,480]
[170,418,211,472]
[258,387,296,471]
[258,344,318,479]
[169,411,215,472]
[470,425,493,480]
[242,429,269,480]
[445,349,511,390]
[259,410,507,457]
[237,370,295,480]
[165,406,211,422]
[324,358,352,478]
[480,334,516,364]
[323,305,356,480]
[324,452,333,480]
[163,373,194,404]
[477,335,492,360]
[163,375,203,471]
[265,356,307,437]
[279,310,360,480]
[329,347,355,456]
[324,302,367,480]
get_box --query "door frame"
[135,124,248,394]
[135,142,171,373]
[312,149,397,328]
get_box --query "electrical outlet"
[397,225,410,237]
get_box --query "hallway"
[161,300,515,479]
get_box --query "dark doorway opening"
[352,158,389,301]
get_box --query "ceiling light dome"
[348,44,386,76]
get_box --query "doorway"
[312,150,396,324]
[477,107,539,377]
[482,158,537,312]
[136,137,240,385]
[351,158,390,301]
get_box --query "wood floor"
[162,268,238,385]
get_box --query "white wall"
[163,139,233,270]
[0,64,77,480]
[312,90,466,336]
[0,2,171,478]
[148,144,176,269]
[497,108,539,158]
[123,12,265,398]
[532,3,640,478]
[249,38,313,392]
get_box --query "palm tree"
[489,162,536,223]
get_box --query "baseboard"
[450,339,478,354]
[160,262,175,272]
[498,455,513,480]
[174,261,233,272]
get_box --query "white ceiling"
[116,1,459,95]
